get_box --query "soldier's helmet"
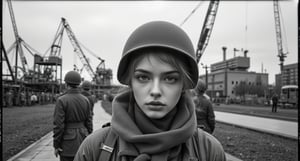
[81,80,92,90]
[195,79,207,93]
[64,70,81,85]
[117,21,199,89]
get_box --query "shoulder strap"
[98,127,117,161]
[192,128,201,160]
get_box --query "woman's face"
[131,54,184,119]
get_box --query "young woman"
[74,21,225,161]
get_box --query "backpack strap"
[98,127,117,161]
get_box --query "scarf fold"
[111,91,196,161]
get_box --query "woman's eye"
[164,76,178,83]
[136,75,150,82]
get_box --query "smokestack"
[222,46,227,61]
[244,50,248,57]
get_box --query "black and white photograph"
[2,0,298,161]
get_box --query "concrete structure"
[200,47,268,99]
[275,63,298,87]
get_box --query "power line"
[180,1,204,27]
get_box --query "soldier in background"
[193,79,216,134]
[80,80,96,116]
[53,71,93,161]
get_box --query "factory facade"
[199,47,268,99]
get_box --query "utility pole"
[225,61,228,98]
[204,65,209,89]
[201,63,210,97]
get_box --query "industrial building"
[275,63,298,87]
[199,47,268,100]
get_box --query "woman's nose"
[150,79,161,98]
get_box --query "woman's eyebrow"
[164,71,180,75]
[134,69,179,75]
[134,69,151,74]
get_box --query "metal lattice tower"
[196,0,219,63]
[273,0,287,72]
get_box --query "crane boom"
[7,0,28,73]
[273,0,287,72]
[196,0,219,63]
[61,17,96,79]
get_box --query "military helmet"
[64,70,81,85]
[117,21,199,88]
[81,80,92,90]
[195,79,207,93]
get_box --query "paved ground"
[215,111,298,140]
[7,101,264,161]
[213,103,298,122]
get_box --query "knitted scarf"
[111,91,196,161]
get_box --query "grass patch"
[213,123,297,161]
[3,104,55,160]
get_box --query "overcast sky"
[2,0,298,85]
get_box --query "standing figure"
[53,71,93,161]
[271,93,279,112]
[81,80,96,116]
[74,21,225,161]
[193,79,216,134]
[7,89,14,107]
[20,91,26,106]
[31,92,38,105]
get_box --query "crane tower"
[273,0,288,72]
[196,0,219,63]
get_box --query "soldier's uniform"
[81,90,95,115]
[53,88,93,161]
[53,71,93,161]
[194,95,216,134]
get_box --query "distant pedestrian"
[81,80,96,116]
[53,71,93,161]
[271,93,279,112]
[193,79,216,134]
[31,92,38,105]
[20,91,26,106]
[6,90,14,107]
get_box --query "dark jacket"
[53,88,93,157]
[81,90,96,115]
[272,95,279,104]
[74,127,226,161]
[194,94,216,134]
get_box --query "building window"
[236,81,238,84]
[232,81,234,84]
[232,90,234,94]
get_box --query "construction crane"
[273,0,288,72]
[6,0,41,81]
[2,40,15,82]
[61,17,96,80]
[7,0,28,76]
[48,17,109,83]
[196,0,219,63]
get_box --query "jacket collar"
[66,88,81,94]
